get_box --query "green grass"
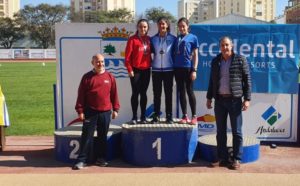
[0,62,56,136]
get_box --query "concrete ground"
[0,136,300,186]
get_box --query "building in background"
[285,0,300,23]
[198,0,218,22]
[0,0,20,18]
[178,0,276,23]
[218,0,276,22]
[273,14,286,24]
[71,0,135,20]
[197,13,269,25]
[178,0,201,22]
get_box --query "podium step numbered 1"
[121,123,198,166]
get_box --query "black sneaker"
[95,158,108,167]
[129,118,137,125]
[140,117,147,124]
[151,117,159,124]
[209,160,229,168]
[72,162,87,170]
[166,118,174,124]
[229,160,241,170]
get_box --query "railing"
[0,49,56,59]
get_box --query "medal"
[139,34,148,55]
[143,44,148,55]
[159,35,166,55]
[177,34,188,55]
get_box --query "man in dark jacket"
[206,36,251,170]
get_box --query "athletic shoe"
[166,117,174,124]
[140,117,147,124]
[190,117,198,125]
[140,120,147,124]
[166,114,173,124]
[229,160,241,170]
[151,117,159,124]
[95,158,108,167]
[179,116,190,124]
[129,118,137,125]
[210,160,229,168]
[72,162,87,170]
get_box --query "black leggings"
[174,68,196,116]
[152,71,173,116]
[130,68,151,119]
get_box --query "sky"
[21,0,288,17]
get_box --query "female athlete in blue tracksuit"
[150,17,176,124]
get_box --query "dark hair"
[219,36,233,45]
[157,17,171,32]
[177,17,189,26]
[136,19,150,34]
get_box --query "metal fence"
[0,49,56,59]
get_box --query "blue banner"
[190,24,300,94]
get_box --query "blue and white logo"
[261,106,282,126]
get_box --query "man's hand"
[242,100,250,111]
[78,113,85,120]
[206,99,213,109]
[112,111,118,119]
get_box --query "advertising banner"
[191,24,299,94]
[56,24,299,142]
[55,23,177,130]
[191,24,299,142]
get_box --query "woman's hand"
[190,71,197,81]
[128,71,134,78]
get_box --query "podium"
[198,134,260,163]
[122,123,198,166]
[54,124,121,163]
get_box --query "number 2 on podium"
[152,138,161,160]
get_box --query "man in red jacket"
[73,53,120,170]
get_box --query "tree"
[0,17,25,48]
[104,44,116,56]
[69,8,134,23]
[15,4,68,49]
[69,11,84,23]
[107,8,134,23]
[145,7,176,23]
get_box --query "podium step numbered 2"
[54,124,121,163]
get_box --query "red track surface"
[0,136,300,174]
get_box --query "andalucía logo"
[255,106,285,135]
[98,27,133,78]
[261,106,282,126]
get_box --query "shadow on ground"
[0,148,69,168]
